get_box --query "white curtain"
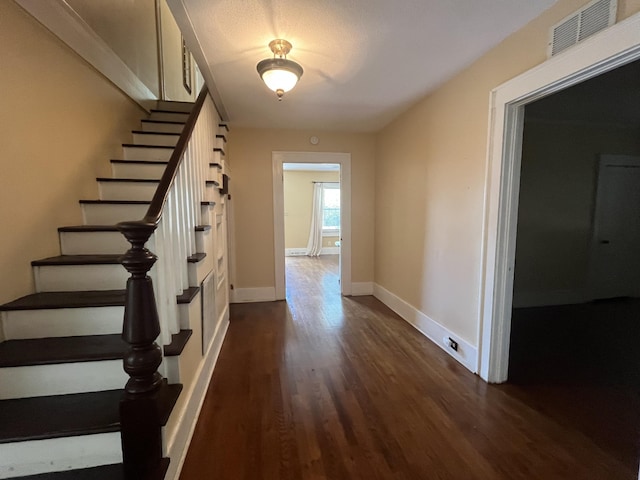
[306,182,324,256]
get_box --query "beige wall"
[229,129,375,288]
[514,121,640,303]
[0,1,144,305]
[66,0,160,97]
[375,0,640,344]
[160,0,197,102]
[284,171,340,249]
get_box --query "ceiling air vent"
[548,0,617,57]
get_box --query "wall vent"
[548,0,617,57]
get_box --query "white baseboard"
[512,289,588,308]
[373,284,477,373]
[166,316,229,480]
[230,287,277,303]
[285,248,307,256]
[351,282,374,296]
[285,247,340,256]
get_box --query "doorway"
[272,152,352,300]
[479,13,640,383]
[282,163,341,300]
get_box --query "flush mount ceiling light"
[256,39,303,100]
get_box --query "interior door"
[589,155,640,299]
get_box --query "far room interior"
[506,58,640,470]
[283,162,341,300]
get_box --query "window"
[322,183,340,235]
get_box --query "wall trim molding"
[351,282,374,296]
[285,248,307,257]
[273,152,352,298]
[15,0,157,110]
[480,10,640,383]
[230,287,277,303]
[165,317,229,480]
[373,284,478,373]
[285,247,340,256]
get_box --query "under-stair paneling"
[0,1,144,306]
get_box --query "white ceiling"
[283,162,340,171]
[181,0,557,132]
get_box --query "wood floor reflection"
[179,256,638,479]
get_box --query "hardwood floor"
[179,256,638,479]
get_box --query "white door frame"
[272,151,352,299]
[478,12,640,383]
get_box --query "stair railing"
[116,85,215,478]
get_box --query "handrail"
[143,85,209,224]
[116,84,213,477]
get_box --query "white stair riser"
[34,264,128,292]
[156,100,193,113]
[213,150,224,164]
[60,231,129,255]
[149,111,189,122]
[1,307,123,340]
[215,138,225,149]
[188,256,214,287]
[123,146,173,162]
[201,204,215,226]
[141,122,184,134]
[132,133,179,147]
[0,360,125,399]
[60,232,155,255]
[195,229,210,254]
[0,432,121,479]
[98,182,158,201]
[112,162,166,180]
[208,166,222,183]
[204,184,220,202]
[81,203,148,224]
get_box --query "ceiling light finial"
[257,39,303,101]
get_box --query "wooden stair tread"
[149,109,189,114]
[1,287,197,310]
[164,330,192,356]
[0,382,182,447]
[0,389,121,443]
[79,199,150,205]
[58,225,119,233]
[218,123,229,132]
[0,330,191,367]
[187,252,206,263]
[210,162,222,169]
[195,225,211,232]
[11,458,170,480]
[0,334,126,367]
[121,144,174,149]
[31,255,121,266]
[215,134,227,143]
[201,201,216,206]
[142,119,185,125]
[206,180,220,186]
[110,159,168,165]
[96,177,160,183]
[177,287,200,304]
[0,290,125,311]
[131,130,180,136]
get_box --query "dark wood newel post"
[117,220,164,479]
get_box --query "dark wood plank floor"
[179,255,638,479]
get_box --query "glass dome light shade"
[257,58,303,93]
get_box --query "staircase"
[0,97,228,479]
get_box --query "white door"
[589,155,640,299]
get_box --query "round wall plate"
[310,136,319,145]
